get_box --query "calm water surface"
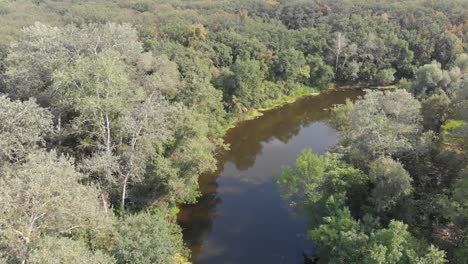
[178,89,364,264]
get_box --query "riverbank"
[222,86,321,132]
[221,83,399,133]
[180,88,366,263]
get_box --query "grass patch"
[441,119,466,148]
[339,84,398,90]
[221,86,321,133]
[259,85,320,111]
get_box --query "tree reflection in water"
[178,89,365,263]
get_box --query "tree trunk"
[121,174,129,211]
[57,113,62,145]
[100,192,109,213]
[105,112,111,155]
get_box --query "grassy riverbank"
[221,84,400,133]
[224,84,399,132]
[222,86,321,132]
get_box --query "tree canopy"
[0,0,466,262]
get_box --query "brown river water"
[178,89,364,264]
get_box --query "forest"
[0,0,466,263]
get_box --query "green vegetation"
[0,0,466,262]
[441,120,467,147]
[226,85,320,131]
[280,57,468,263]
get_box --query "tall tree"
[116,212,187,264]
[3,22,143,104]
[332,90,422,165]
[369,157,413,212]
[0,150,117,263]
[328,32,358,81]
[0,96,52,163]
[53,49,137,155]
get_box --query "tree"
[136,53,181,99]
[454,53,468,73]
[53,49,137,155]
[412,61,449,98]
[273,48,309,83]
[306,55,334,87]
[3,22,143,104]
[0,96,52,163]
[279,149,368,205]
[230,58,266,108]
[0,150,117,263]
[58,52,183,209]
[434,31,464,68]
[365,221,445,264]
[29,236,115,264]
[117,95,182,209]
[3,22,72,102]
[328,32,358,81]
[146,110,219,204]
[278,149,327,203]
[116,212,187,264]
[437,168,468,263]
[277,0,330,29]
[365,221,409,264]
[375,68,396,85]
[333,90,422,165]
[310,194,364,262]
[309,196,447,264]
[421,91,451,131]
[369,157,413,212]
[188,23,207,48]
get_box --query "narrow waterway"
[178,89,364,263]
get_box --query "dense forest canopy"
[0,0,466,263]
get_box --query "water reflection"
[178,89,364,263]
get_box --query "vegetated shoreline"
[222,86,322,132]
[223,84,396,133]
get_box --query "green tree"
[29,236,115,264]
[421,91,451,131]
[116,95,183,208]
[116,212,187,264]
[147,110,219,204]
[328,31,358,82]
[369,157,413,212]
[333,90,422,165]
[309,196,447,264]
[434,31,464,68]
[412,61,449,98]
[279,149,327,203]
[3,22,143,104]
[310,194,364,262]
[273,48,309,83]
[375,68,396,85]
[53,49,137,155]
[230,58,266,108]
[306,55,334,87]
[0,96,52,163]
[135,52,181,99]
[279,149,368,208]
[454,53,468,73]
[0,150,117,263]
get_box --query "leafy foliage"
[0,0,466,262]
[0,150,118,263]
[0,96,52,163]
[116,212,187,264]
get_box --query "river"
[177,89,364,263]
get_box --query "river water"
[178,89,364,263]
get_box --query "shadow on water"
[178,89,364,263]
